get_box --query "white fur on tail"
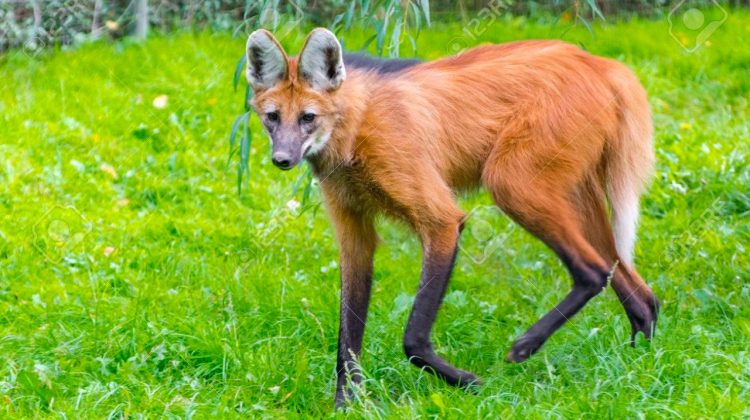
[611,183,641,266]
[605,65,655,267]
[607,95,654,267]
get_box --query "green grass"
[1,12,749,418]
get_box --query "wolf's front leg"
[326,203,377,409]
[402,221,480,387]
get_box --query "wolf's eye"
[266,111,279,122]
[301,113,316,123]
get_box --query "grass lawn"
[1,12,749,418]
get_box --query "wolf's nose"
[272,153,292,169]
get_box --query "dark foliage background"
[2,0,747,52]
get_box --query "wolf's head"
[245,28,345,170]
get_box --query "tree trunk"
[134,0,149,39]
[91,0,103,39]
[31,0,42,45]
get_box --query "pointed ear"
[246,29,288,90]
[298,28,346,91]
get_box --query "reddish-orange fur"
[249,31,658,405]
[257,42,650,228]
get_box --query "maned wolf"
[244,28,658,407]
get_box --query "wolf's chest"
[321,163,408,221]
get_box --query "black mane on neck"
[343,52,422,75]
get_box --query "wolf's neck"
[307,70,379,178]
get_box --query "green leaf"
[330,13,345,32]
[344,1,356,29]
[238,115,252,195]
[578,15,595,37]
[408,34,417,54]
[237,162,244,196]
[233,55,246,93]
[291,166,314,205]
[410,2,422,33]
[360,34,377,50]
[420,0,431,27]
[586,0,606,21]
[228,112,250,166]
[302,170,313,204]
[229,112,247,150]
[291,168,308,196]
[376,10,389,57]
[390,17,402,58]
[240,117,251,164]
[244,84,253,112]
